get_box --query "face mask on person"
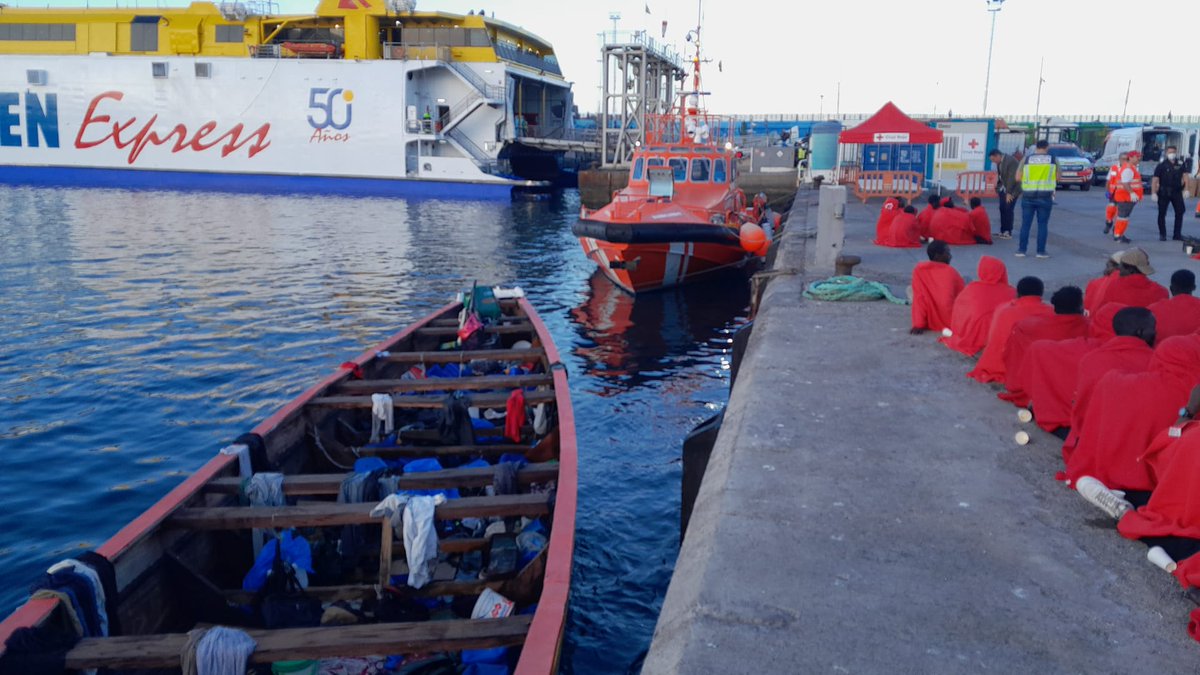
[1167,152,1178,161]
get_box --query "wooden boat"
[0,288,576,674]
[572,21,779,294]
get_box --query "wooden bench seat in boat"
[377,347,545,364]
[356,443,532,459]
[334,373,552,394]
[415,324,533,337]
[167,493,551,530]
[63,615,532,670]
[308,391,555,410]
[205,462,559,496]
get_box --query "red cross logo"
[968,139,980,150]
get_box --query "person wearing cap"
[1014,140,1057,258]
[1112,151,1145,243]
[1149,270,1200,339]
[1095,248,1168,308]
[1151,145,1190,241]
[1103,151,1129,235]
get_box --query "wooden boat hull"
[578,235,751,293]
[0,295,576,675]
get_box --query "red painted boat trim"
[514,297,578,675]
[0,598,59,654]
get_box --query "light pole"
[982,0,1005,115]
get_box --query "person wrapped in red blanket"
[1092,248,1169,309]
[1150,270,1200,340]
[1023,302,1125,434]
[967,197,993,244]
[916,194,940,240]
[998,286,1089,409]
[967,276,1051,383]
[940,256,1015,356]
[1084,253,1122,315]
[1061,307,1155,467]
[910,240,964,335]
[878,205,922,248]
[929,196,991,246]
[873,197,903,245]
[1065,333,1200,493]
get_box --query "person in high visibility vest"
[1014,140,1058,258]
[1104,151,1129,234]
[1112,150,1145,244]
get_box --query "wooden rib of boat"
[0,290,577,674]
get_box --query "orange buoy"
[739,222,766,253]
[754,239,770,257]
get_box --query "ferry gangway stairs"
[438,90,488,134]
[444,60,506,104]
[446,127,498,172]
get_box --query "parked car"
[1037,143,1094,190]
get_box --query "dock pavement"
[644,187,1200,673]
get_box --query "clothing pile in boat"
[909,245,1200,642]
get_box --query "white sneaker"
[1075,476,1133,520]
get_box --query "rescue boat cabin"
[628,146,738,202]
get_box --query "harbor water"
[0,185,748,673]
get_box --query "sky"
[26,0,1200,117]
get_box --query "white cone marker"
[1015,430,1030,446]
[1148,546,1178,573]
[1017,409,1033,424]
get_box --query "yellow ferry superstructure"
[0,0,581,196]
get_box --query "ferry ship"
[0,0,585,197]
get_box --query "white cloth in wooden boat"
[370,493,447,589]
[370,393,395,444]
[218,443,251,477]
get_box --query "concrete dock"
[645,188,1200,673]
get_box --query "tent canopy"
[839,102,943,145]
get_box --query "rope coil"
[803,275,908,305]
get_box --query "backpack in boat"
[257,539,323,629]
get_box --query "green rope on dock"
[803,275,908,305]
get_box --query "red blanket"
[1150,294,1200,340]
[916,205,937,239]
[1024,304,1127,432]
[1061,334,1153,465]
[1065,335,1200,491]
[1084,272,1117,315]
[968,206,992,244]
[998,314,1090,408]
[873,197,900,245]
[910,261,964,332]
[940,256,1014,356]
[967,296,1052,383]
[879,211,922,248]
[929,207,976,245]
[1118,421,1200,542]
[1098,274,1169,309]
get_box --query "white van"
[1094,125,1199,185]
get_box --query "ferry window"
[151,62,168,78]
[194,62,212,78]
[632,158,645,181]
[691,158,711,182]
[131,21,159,52]
[468,29,491,47]
[215,25,243,43]
[26,70,49,86]
[0,23,76,41]
[668,158,688,181]
[713,158,727,182]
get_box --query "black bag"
[258,539,323,629]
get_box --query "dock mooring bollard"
[835,254,861,276]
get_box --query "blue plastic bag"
[241,530,313,592]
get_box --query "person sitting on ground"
[1064,333,1200,496]
[1024,302,1126,435]
[1149,270,1200,340]
[929,196,979,246]
[916,193,941,240]
[940,255,1015,356]
[967,276,1052,383]
[873,197,904,245]
[1135,384,1200,490]
[1094,248,1169,308]
[879,205,922,248]
[1061,306,1154,466]
[1084,252,1123,315]
[968,196,993,245]
[998,285,1090,409]
[910,240,964,335]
